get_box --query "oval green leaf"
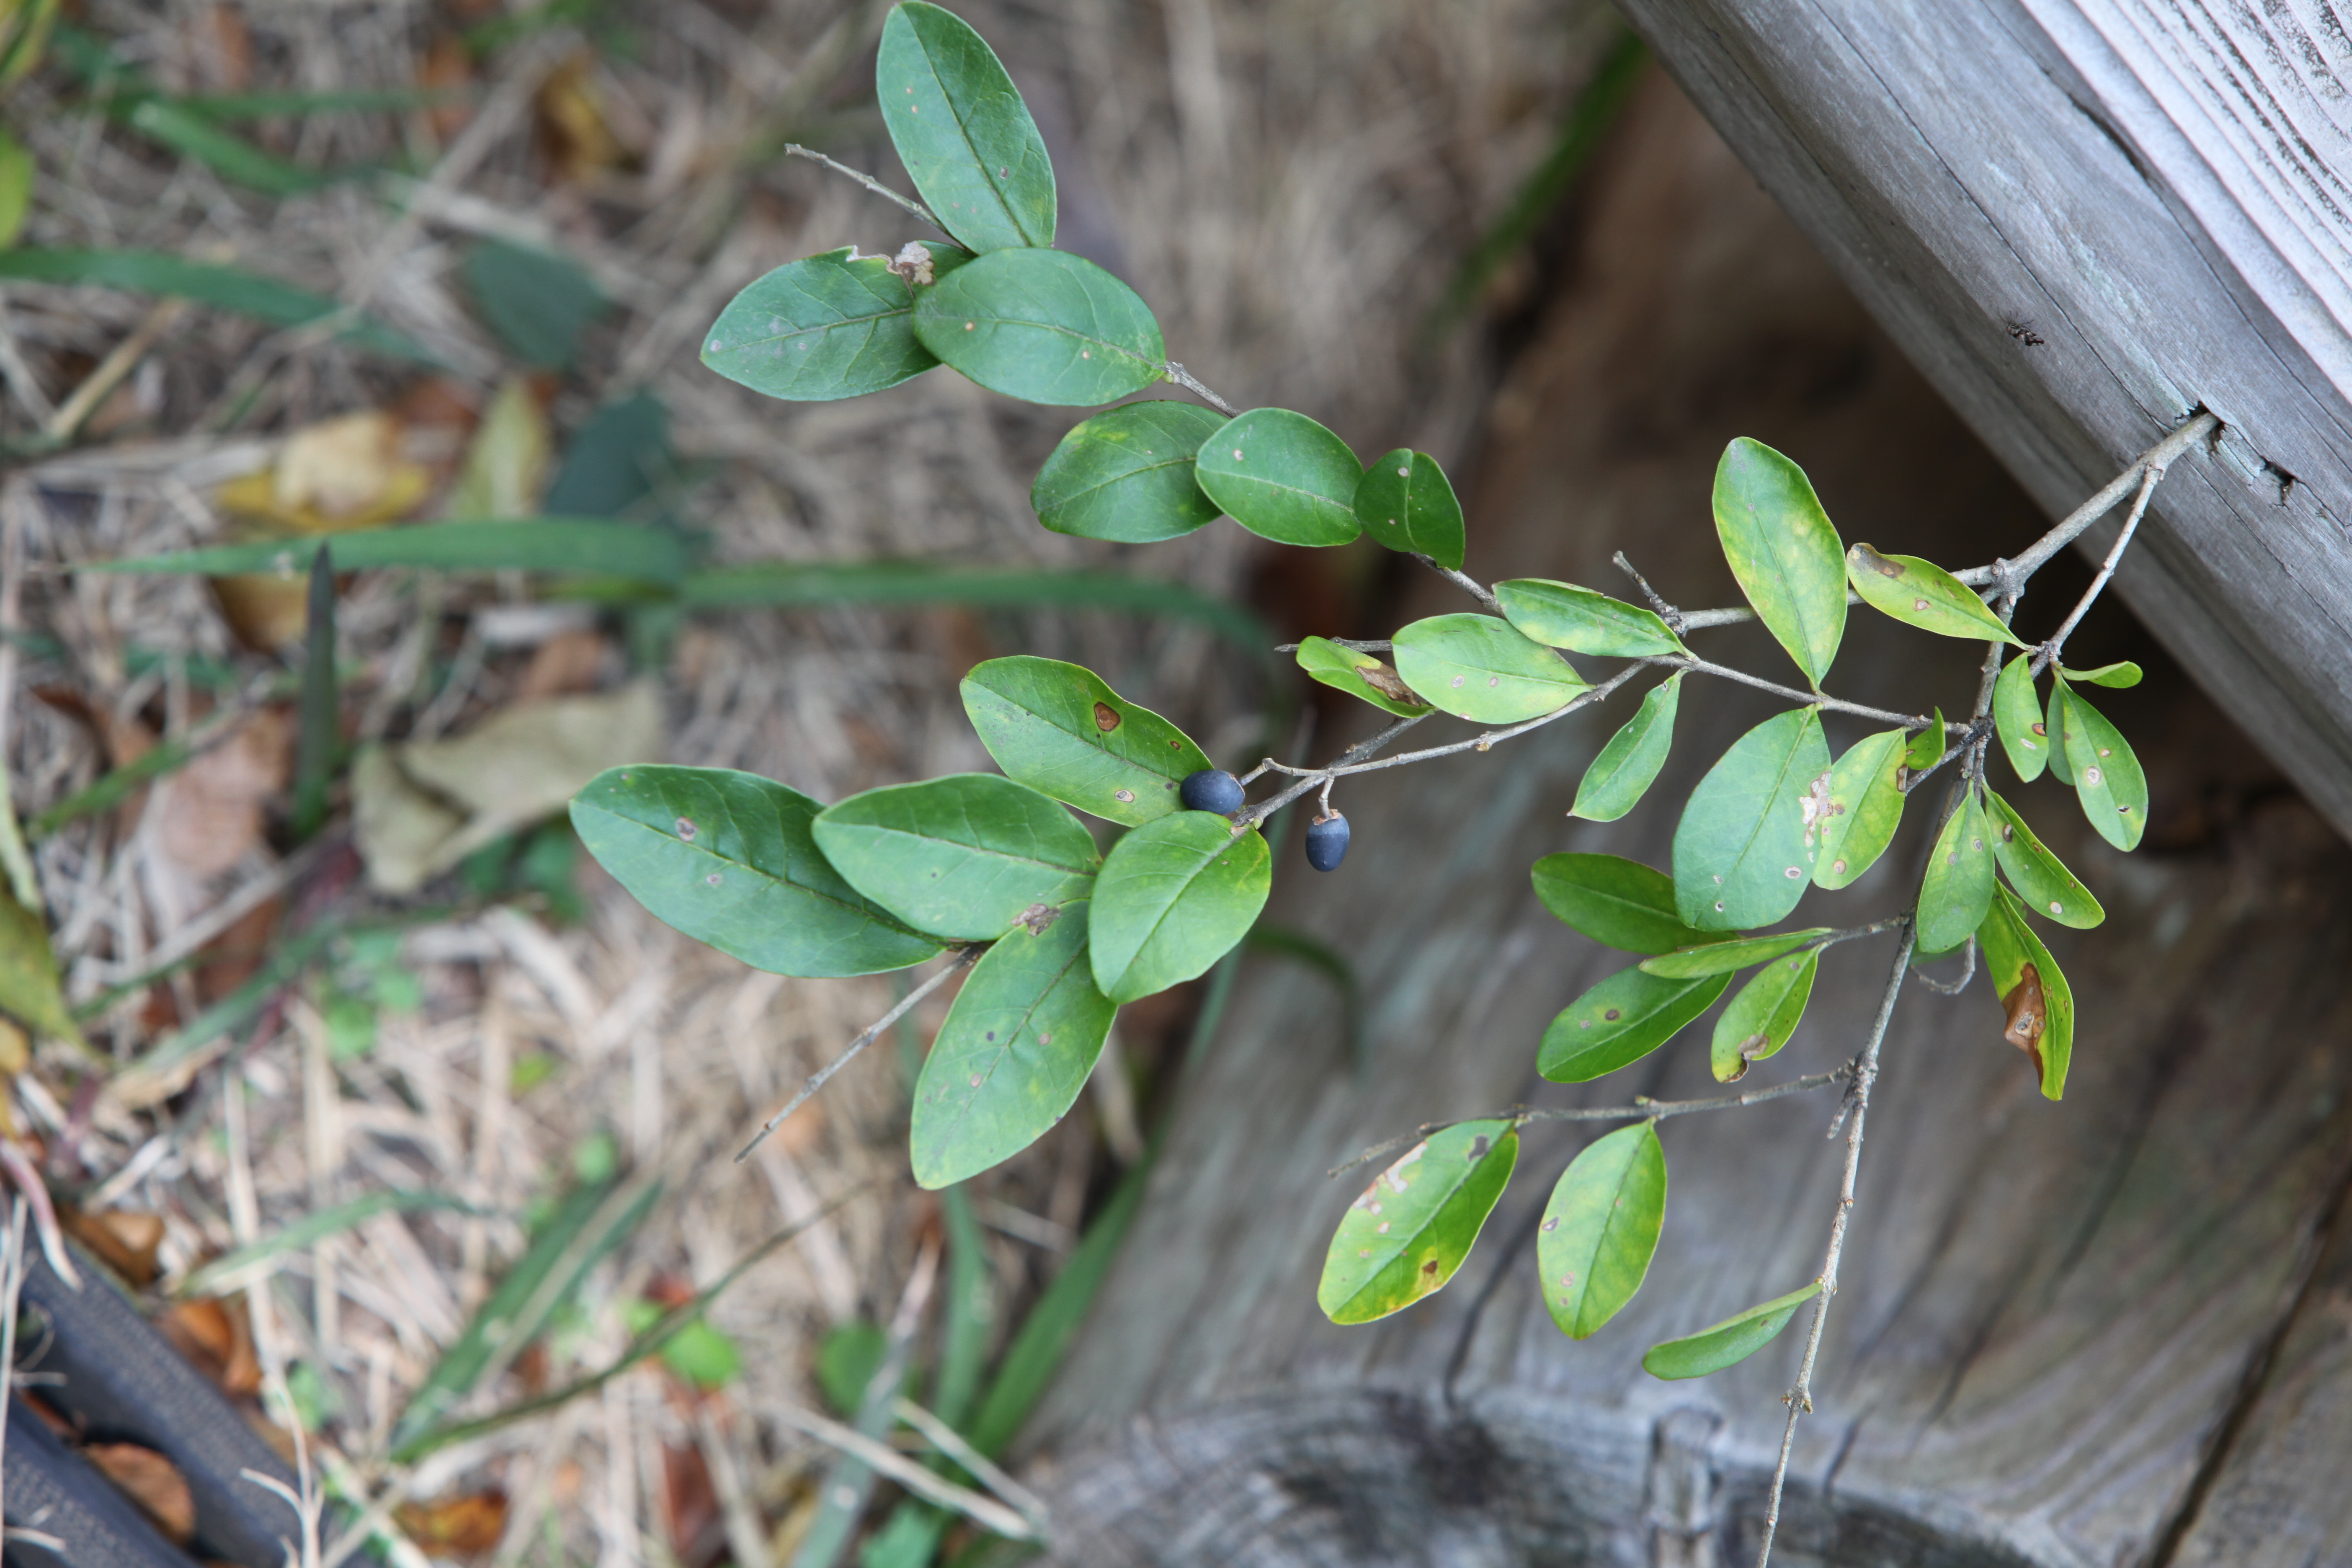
[911,248,1163,405]
[910,900,1113,1188]
[1906,709,1950,775]
[1813,728,1907,890]
[570,767,942,977]
[1191,408,1364,547]
[1977,884,2074,1100]
[1915,789,1996,955]
[1392,613,1588,724]
[1984,790,2104,929]
[1712,437,1846,686]
[700,245,966,402]
[1643,1282,1822,1380]
[1640,928,1829,980]
[1538,965,1733,1083]
[1493,579,1686,658]
[877,1,1055,253]
[2055,686,2147,851]
[1296,637,1427,718]
[1993,654,2049,783]
[960,656,1212,826]
[1672,707,1830,931]
[1317,1120,1518,1325]
[812,774,1099,941]
[1032,400,1227,542]
[1571,673,1681,822]
[1539,1123,1666,1340]
[1089,813,1270,1003]
[1530,854,1727,955]
[1709,947,1818,1081]
[1353,449,1465,570]
[1845,544,2026,645]
[2061,660,2143,689]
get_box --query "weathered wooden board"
[1601,0,2352,847]
[1023,85,2352,1566]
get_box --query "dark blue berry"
[1180,768,1245,815]
[1305,812,1351,872]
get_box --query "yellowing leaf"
[447,376,550,519]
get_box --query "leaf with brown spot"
[397,1488,509,1557]
[1317,1119,1518,1324]
[1976,884,2073,1099]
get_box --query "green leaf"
[1993,654,2049,783]
[959,655,1212,826]
[1915,789,1996,955]
[1032,400,1227,542]
[1977,884,2074,1099]
[2054,685,2147,851]
[1642,1282,1821,1380]
[0,248,433,362]
[1639,928,1828,980]
[1712,437,1846,686]
[0,891,82,1049]
[1317,1120,1518,1325]
[1845,544,2026,645]
[1983,790,2103,928]
[1530,853,1726,955]
[462,238,607,371]
[125,96,327,197]
[0,129,31,251]
[701,245,972,402]
[1539,1123,1666,1339]
[1537,965,1732,1083]
[1906,709,1949,775]
[1295,637,1427,718]
[1571,673,1680,822]
[622,1301,741,1390]
[816,1321,892,1418]
[1493,578,1686,658]
[877,0,1055,253]
[547,392,671,521]
[1353,449,1465,570]
[89,519,690,585]
[1088,814,1269,1003]
[813,774,1100,941]
[2061,660,2143,689]
[1813,728,1908,890]
[911,248,1162,405]
[570,767,943,977]
[1672,707,1830,931]
[1710,948,1818,1081]
[910,901,1114,1188]
[1392,613,1588,724]
[1191,408,1364,547]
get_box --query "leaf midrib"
[908,31,1034,247]
[1333,1148,1491,1316]
[1720,714,1819,900]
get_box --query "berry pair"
[1179,769,1350,872]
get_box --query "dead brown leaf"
[515,629,609,702]
[63,1207,165,1286]
[83,1443,196,1543]
[397,1489,509,1558]
[537,52,628,182]
[159,1298,263,1398]
[152,709,290,879]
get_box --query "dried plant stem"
[0,1197,28,1533]
[1753,924,1915,1566]
[735,947,978,1161]
[1162,361,1239,417]
[780,143,943,231]
[2035,461,2163,674]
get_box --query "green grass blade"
[180,1190,488,1299]
[86,518,689,584]
[676,561,1266,654]
[0,248,436,362]
[27,735,193,843]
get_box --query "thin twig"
[780,143,943,231]
[0,1198,28,1532]
[1610,552,1689,637]
[735,948,979,1161]
[1232,666,1643,829]
[1754,924,1916,1567]
[892,1396,1052,1529]
[1657,655,1928,730]
[1329,1065,1855,1179]
[773,1404,1040,1542]
[1161,361,1239,417]
[2004,410,2218,582]
[1273,637,1391,654]
[2035,460,2163,675]
[1417,554,1501,611]
[1913,936,1976,995]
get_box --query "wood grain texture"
[1601,0,2352,850]
[1024,85,2352,1567]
